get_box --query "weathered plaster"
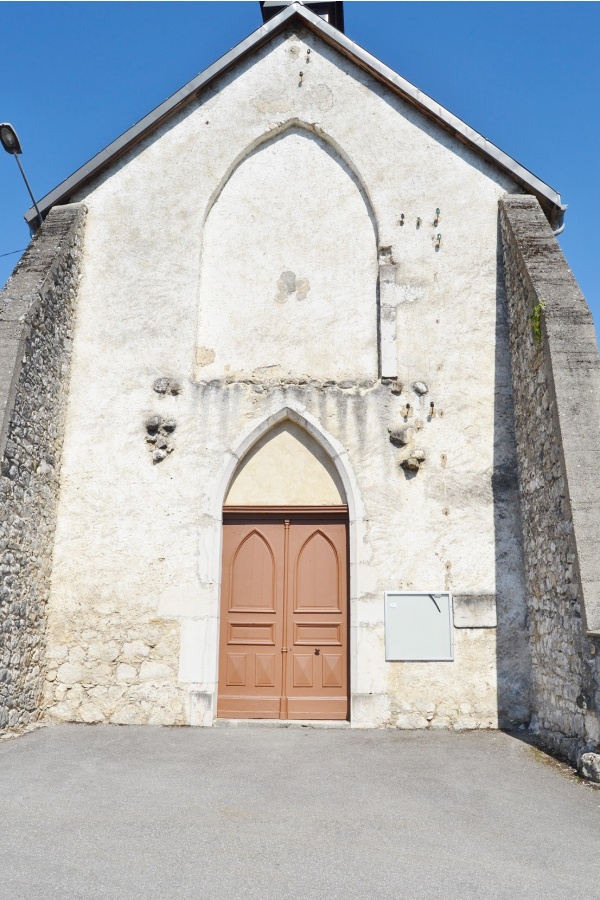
[197,126,378,381]
[43,28,531,728]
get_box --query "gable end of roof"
[24,3,565,228]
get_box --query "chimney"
[259,1,345,33]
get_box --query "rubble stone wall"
[501,195,600,764]
[0,204,86,732]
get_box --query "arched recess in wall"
[224,419,346,506]
[196,123,379,382]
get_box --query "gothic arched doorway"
[217,422,349,720]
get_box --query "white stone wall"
[44,27,531,728]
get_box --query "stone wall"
[0,204,86,732]
[500,195,600,766]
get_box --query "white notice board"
[384,592,454,661]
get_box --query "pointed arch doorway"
[217,422,349,720]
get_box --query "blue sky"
[1,1,599,330]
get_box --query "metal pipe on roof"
[552,207,566,236]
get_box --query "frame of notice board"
[384,591,454,661]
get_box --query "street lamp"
[0,123,43,229]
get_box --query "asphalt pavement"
[0,723,598,900]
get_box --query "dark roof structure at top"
[24,2,566,229]
[260,1,344,32]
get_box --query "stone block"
[79,703,104,724]
[88,642,120,663]
[138,662,172,682]
[56,662,84,685]
[453,594,497,629]
[395,713,428,729]
[116,663,137,682]
[121,640,151,661]
[110,705,147,725]
[190,691,213,727]
[578,752,600,783]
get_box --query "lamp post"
[0,123,43,229]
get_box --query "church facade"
[2,3,600,769]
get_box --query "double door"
[218,507,349,720]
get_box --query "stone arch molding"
[212,404,364,523]
[202,118,380,241]
[189,404,365,725]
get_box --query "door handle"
[314,648,320,656]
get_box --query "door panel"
[218,511,348,720]
[218,522,284,718]
[228,623,275,644]
[230,530,276,611]
[287,522,348,719]
[295,530,341,611]
[294,623,341,644]
[226,654,247,686]
[255,653,276,687]
[322,653,343,687]
[293,654,314,688]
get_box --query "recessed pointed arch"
[196,122,379,381]
[225,419,345,507]
[206,403,365,724]
[217,410,352,720]
[213,404,362,522]
[202,118,379,241]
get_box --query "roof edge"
[25,3,564,227]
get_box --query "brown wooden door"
[218,508,348,720]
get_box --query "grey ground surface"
[0,725,598,900]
